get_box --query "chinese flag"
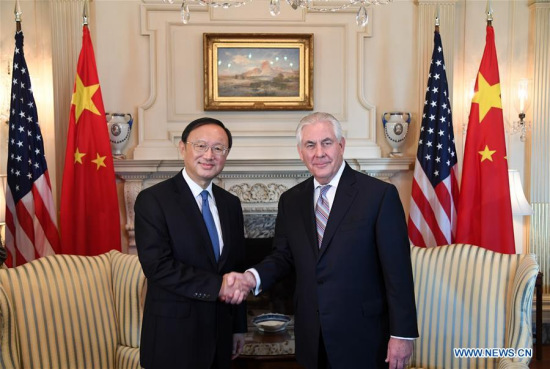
[60,26,121,255]
[456,26,514,254]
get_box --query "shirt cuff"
[391,336,416,340]
[245,268,262,295]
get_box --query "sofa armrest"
[0,283,20,369]
[109,250,146,349]
[503,254,538,367]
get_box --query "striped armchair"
[410,244,539,369]
[0,250,145,369]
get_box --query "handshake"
[218,271,257,305]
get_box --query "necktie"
[315,185,331,248]
[200,190,220,262]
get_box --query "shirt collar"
[182,168,213,198]
[313,161,346,190]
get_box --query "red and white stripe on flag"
[409,159,458,247]
[5,173,59,266]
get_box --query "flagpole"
[486,0,493,26]
[82,0,89,26]
[14,0,21,32]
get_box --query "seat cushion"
[0,253,118,369]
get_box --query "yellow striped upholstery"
[115,346,141,369]
[410,244,539,369]
[0,251,145,369]
[111,251,145,369]
[0,281,20,369]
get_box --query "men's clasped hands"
[218,271,257,305]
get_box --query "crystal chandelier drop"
[164,0,393,27]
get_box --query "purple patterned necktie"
[315,185,331,248]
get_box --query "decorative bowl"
[252,313,292,333]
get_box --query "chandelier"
[164,0,393,27]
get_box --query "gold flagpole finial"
[486,0,493,25]
[82,0,89,26]
[14,0,22,22]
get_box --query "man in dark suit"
[233,112,418,369]
[135,117,248,369]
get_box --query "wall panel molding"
[135,1,381,160]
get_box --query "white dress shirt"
[312,161,346,212]
[182,169,224,254]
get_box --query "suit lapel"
[298,178,319,257]
[318,164,358,260]
[172,174,219,268]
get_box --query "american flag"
[408,31,459,247]
[4,30,60,267]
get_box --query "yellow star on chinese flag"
[74,147,86,164]
[479,145,497,162]
[71,74,100,123]
[472,72,502,123]
[91,153,107,170]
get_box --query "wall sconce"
[510,78,531,142]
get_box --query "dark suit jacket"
[254,164,418,369]
[135,172,247,369]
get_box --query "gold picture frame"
[203,33,314,111]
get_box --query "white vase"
[382,112,410,157]
[106,113,133,158]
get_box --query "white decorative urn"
[382,112,410,157]
[106,113,133,158]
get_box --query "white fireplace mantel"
[115,157,413,252]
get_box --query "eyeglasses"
[186,141,229,156]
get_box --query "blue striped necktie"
[315,185,331,248]
[200,190,220,261]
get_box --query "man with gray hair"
[229,112,418,368]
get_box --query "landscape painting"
[204,34,313,111]
[217,48,300,98]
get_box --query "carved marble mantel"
[115,158,413,253]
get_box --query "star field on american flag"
[417,35,458,186]
[7,33,48,203]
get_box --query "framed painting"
[203,33,313,111]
